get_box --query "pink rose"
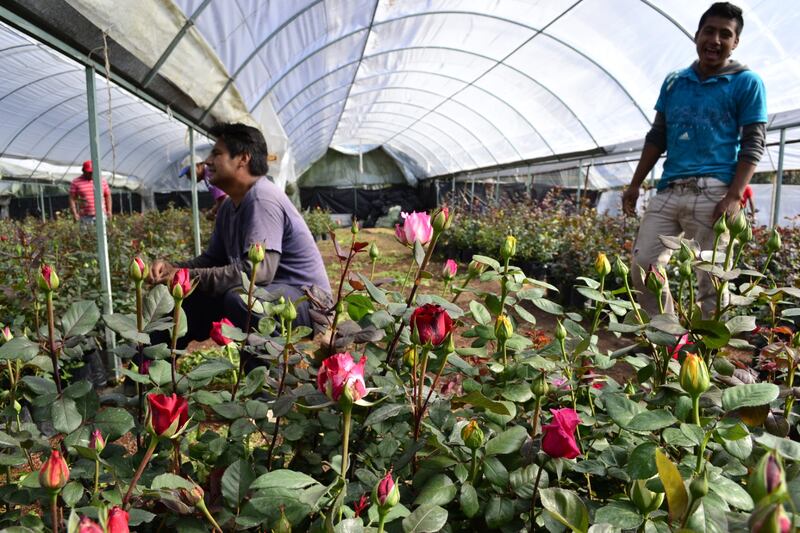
[317,352,367,403]
[395,211,433,246]
[542,408,581,459]
[210,318,234,346]
[169,268,192,300]
[442,259,457,281]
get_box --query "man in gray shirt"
[150,123,331,347]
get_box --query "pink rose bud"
[442,259,457,281]
[129,256,148,282]
[107,506,130,533]
[38,264,60,292]
[209,318,235,346]
[169,268,192,300]
[317,352,367,405]
[39,449,69,491]
[89,429,106,453]
[78,517,104,533]
[372,470,400,511]
[1,326,11,343]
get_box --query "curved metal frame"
[639,1,694,40]
[346,124,446,173]
[0,68,77,104]
[347,118,455,170]
[291,97,494,166]
[136,136,197,187]
[288,85,510,164]
[285,68,557,153]
[198,0,326,122]
[114,125,185,170]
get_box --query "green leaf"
[500,383,533,403]
[413,474,456,506]
[147,359,173,386]
[22,375,57,395]
[363,404,411,426]
[513,304,537,325]
[103,313,138,336]
[753,433,800,461]
[722,383,779,411]
[594,501,643,529]
[709,474,753,511]
[451,391,511,415]
[211,402,246,420]
[469,300,491,326]
[222,459,255,507]
[510,464,548,498]
[602,393,644,429]
[402,504,448,533]
[482,456,509,488]
[691,319,731,349]
[334,519,364,533]
[94,408,135,440]
[459,483,479,518]
[725,315,756,334]
[346,293,374,321]
[61,301,100,338]
[0,336,40,362]
[531,297,564,315]
[150,473,195,490]
[655,449,688,524]
[187,359,234,381]
[250,469,321,490]
[357,273,389,306]
[143,284,174,326]
[61,481,84,507]
[540,487,589,533]
[52,397,82,434]
[413,240,425,266]
[485,496,515,528]
[472,255,500,271]
[485,425,528,456]
[627,409,678,432]
[627,441,658,479]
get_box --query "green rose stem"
[420,351,451,419]
[386,233,442,367]
[785,357,797,419]
[122,435,159,508]
[135,279,145,450]
[45,291,63,395]
[588,273,606,337]
[328,231,359,356]
[169,299,182,391]
[400,259,416,292]
[231,265,259,402]
[196,498,222,532]
[266,326,293,470]
[529,459,546,530]
[93,455,100,496]
[50,491,60,533]
[413,346,431,440]
[556,336,577,411]
[450,271,476,304]
[621,272,644,326]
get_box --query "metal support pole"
[189,128,201,256]
[575,159,584,210]
[495,172,500,205]
[86,66,118,379]
[770,128,786,228]
[470,177,476,213]
[39,184,45,221]
[435,179,440,206]
[451,174,456,203]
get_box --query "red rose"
[410,303,453,346]
[38,264,60,292]
[78,517,104,533]
[147,393,189,438]
[169,268,192,300]
[317,352,367,403]
[39,449,69,491]
[670,333,693,360]
[107,506,130,533]
[542,408,581,459]
[210,318,234,346]
[139,358,151,375]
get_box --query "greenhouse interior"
[1,1,800,532]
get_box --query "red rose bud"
[89,429,106,453]
[248,242,265,265]
[410,303,453,347]
[442,259,457,281]
[595,252,611,277]
[39,449,69,491]
[679,353,710,398]
[169,268,192,300]
[372,470,400,511]
[669,333,693,360]
[107,506,130,533]
[209,318,234,346]
[78,517,104,533]
[749,503,792,533]
[147,393,189,438]
[317,352,367,404]
[129,256,148,282]
[461,420,484,450]
[1,326,11,343]
[541,408,581,459]
[38,264,60,292]
[645,265,667,295]
[494,314,513,342]
[431,206,452,233]
[749,452,788,505]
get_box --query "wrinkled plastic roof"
[1,0,799,190]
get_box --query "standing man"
[622,2,766,317]
[69,160,112,225]
[149,123,332,346]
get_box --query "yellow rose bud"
[595,252,611,277]
[500,235,517,261]
[679,353,710,398]
[494,314,513,342]
[461,420,484,450]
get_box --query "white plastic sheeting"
[2,1,800,190]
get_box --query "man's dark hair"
[208,123,269,176]
[698,2,744,35]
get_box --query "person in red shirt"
[69,160,112,223]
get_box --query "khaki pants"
[631,178,731,318]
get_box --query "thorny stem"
[529,460,546,530]
[420,351,451,416]
[340,406,352,483]
[122,436,159,508]
[93,458,100,496]
[469,449,479,484]
[588,275,606,337]
[46,292,62,395]
[231,269,258,401]
[50,492,60,533]
[135,280,145,449]
[169,301,181,391]
[450,272,475,304]
[328,233,359,356]
[267,327,293,470]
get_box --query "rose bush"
[0,205,798,532]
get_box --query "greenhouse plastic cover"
[1,0,800,191]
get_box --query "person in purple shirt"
[180,161,227,220]
[151,123,332,348]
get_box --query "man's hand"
[712,193,742,222]
[149,260,176,285]
[622,186,640,217]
